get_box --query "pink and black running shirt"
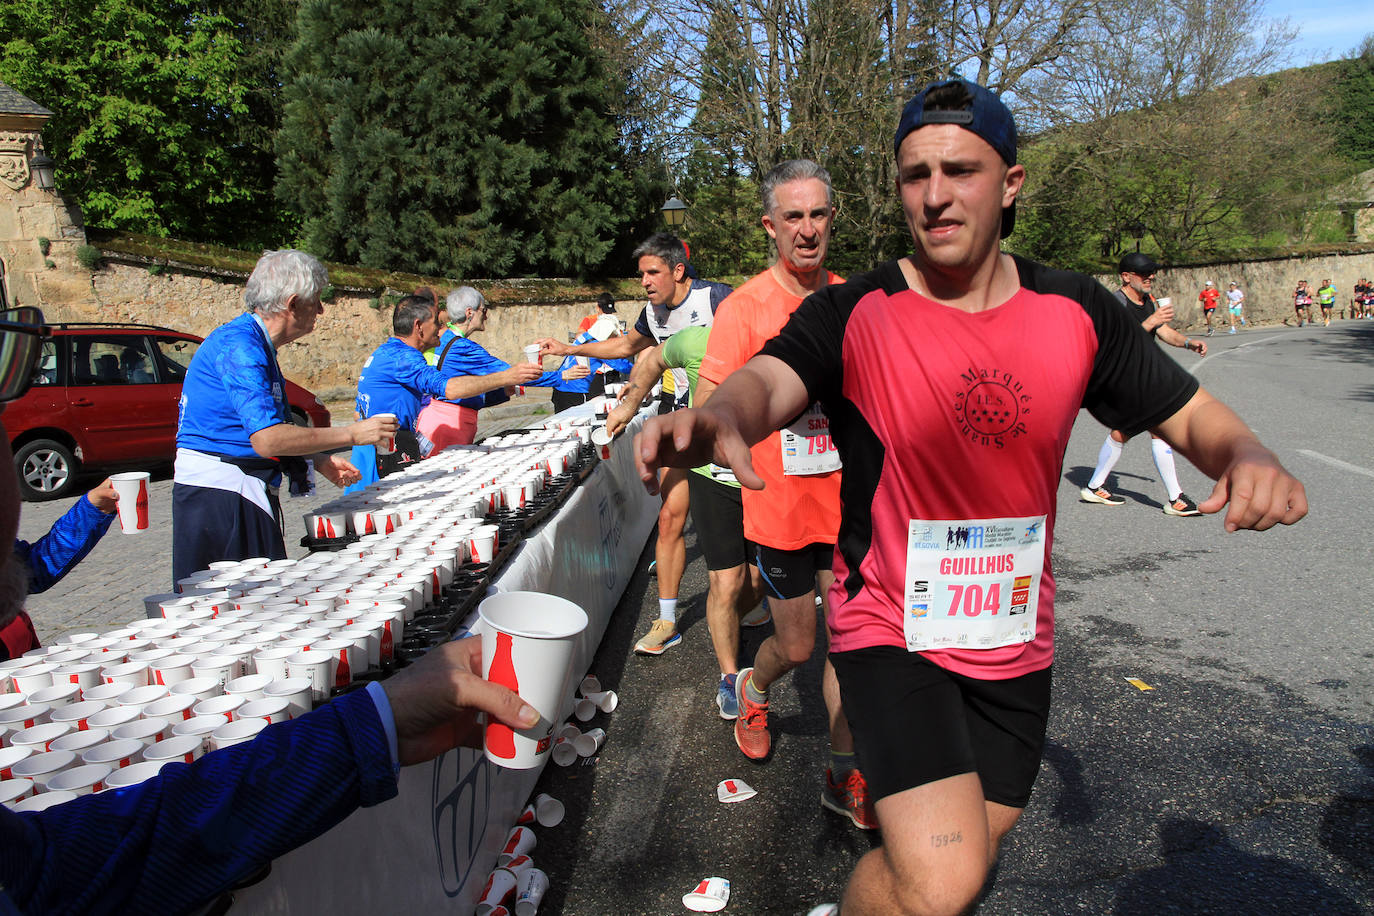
[759,256,1199,680]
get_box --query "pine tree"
[276,0,636,278]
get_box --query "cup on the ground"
[478,591,588,769]
[496,825,536,865]
[109,471,152,534]
[682,877,731,912]
[475,867,518,916]
[572,727,605,757]
[514,867,550,916]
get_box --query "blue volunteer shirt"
[177,313,290,459]
[355,337,451,430]
[433,329,562,409]
[552,328,633,394]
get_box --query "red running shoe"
[733,667,771,760]
[821,767,878,830]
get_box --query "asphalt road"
[15,321,1374,914]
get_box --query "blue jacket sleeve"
[0,688,397,916]
[13,495,116,595]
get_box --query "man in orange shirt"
[697,160,874,830]
[1198,280,1220,336]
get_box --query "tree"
[0,0,286,245]
[276,0,638,279]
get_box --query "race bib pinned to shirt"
[779,402,842,476]
[903,516,1046,652]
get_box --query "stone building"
[0,81,96,319]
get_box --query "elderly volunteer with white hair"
[171,249,397,582]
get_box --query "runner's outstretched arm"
[1152,388,1308,532]
[634,355,809,495]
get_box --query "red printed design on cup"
[485,632,519,759]
[333,650,351,688]
[135,480,149,529]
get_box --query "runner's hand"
[1198,442,1308,532]
[562,364,591,381]
[635,408,763,494]
[535,337,572,358]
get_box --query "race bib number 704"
[903,516,1046,652]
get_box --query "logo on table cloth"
[952,366,1031,448]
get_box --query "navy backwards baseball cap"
[894,79,1019,238]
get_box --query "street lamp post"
[661,197,687,230]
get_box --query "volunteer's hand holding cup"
[381,637,538,766]
[351,413,400,447]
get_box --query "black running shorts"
[755,541,834,600]
[829,646,1051,808]
[686,472,753,571]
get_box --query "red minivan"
[4,323,331,500]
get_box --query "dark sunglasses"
[0,307,51,403]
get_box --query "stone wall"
[89,259,630,406]
[1094,248,1374,330]
[65,243,1374,413]
[0,173,96,317]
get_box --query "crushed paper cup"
[717,778,758,803]
[683,876,731,912]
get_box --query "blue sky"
[1266,0,1374,65]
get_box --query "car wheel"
[14,438,79,501]
[290,408,313,428]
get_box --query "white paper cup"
[101,661,149,689]
[48,727,110,757]
[475,867,518,916]
[313,639,360,688]
[514,867,550,916]
[86,705,143,732]
[144,734,205,766]
[683,877,731,912]
[11,789,77,811]
[193,694,245,722]
[47,762,112,796]
[307,512,347,540]
[190,654,239,689]
[112,716,172,748]
[590,426,613,460]
[572,727,605,757]
[150,655,196,687]
[496,825,536,865]
[12,663,55,695]
[210,717,266,751]
[0,702,50,732]
[225,674,273,702]
[58,662,104,692]
[81,682,132,705]
[118,684,170,712]
[49,700,107,732]
[28,682,82,710]
[469,525,499,565]
[142,693,198,723]
[236,696,291,725]
[12,749,76,788]
[286,651,335,702]
[172,714,228,752]
[263,678,313,718]
[373,412,398,455]
[0,776,34,805]
[110,471,152,534]
[522,344,541,365]
[11,722,75,753]
[169,677,221,702]
[105,760,165,789]
[0,745,35,780]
